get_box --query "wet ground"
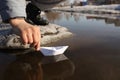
[1,11,120,80]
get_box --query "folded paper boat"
[40,46,69,56]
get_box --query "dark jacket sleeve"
[0,0,27,22]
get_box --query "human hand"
[9,18,41,51]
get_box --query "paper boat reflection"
[40,46,69,56]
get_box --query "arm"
[0,0,41,50]
[0,0,26,22]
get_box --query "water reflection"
[44,11,81,23]
[42,55,75,80]
[45,12,62,23]
[105,18,120,27]
[2,51,75,80]
[87,16,120,27]
[44,11,120,27]
[3,52,43,80]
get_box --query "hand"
[9,18,41,51]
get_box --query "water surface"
[45,12,120,80]
[1,12,120,80]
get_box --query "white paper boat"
[40,46,69,56]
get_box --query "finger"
[37,32,41,51]
[37,29,41,50]
[36,40,41,51]
[27,31,33,44]
[21,32,28,44]
[33,30,41,50]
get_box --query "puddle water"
[1,11,120,80]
